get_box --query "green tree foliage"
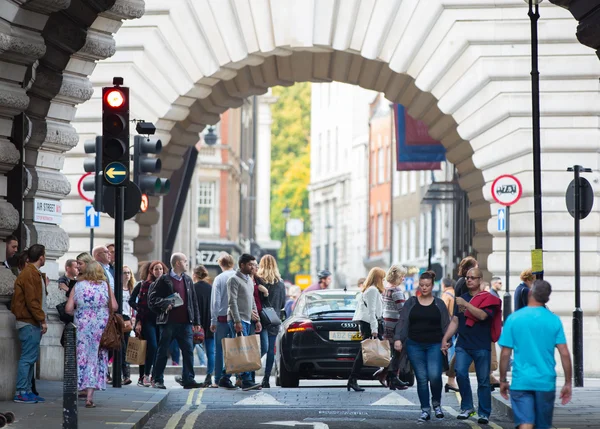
[270,83,311,281]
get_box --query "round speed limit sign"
[491,175,522,206]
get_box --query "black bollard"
[63,323,78,429]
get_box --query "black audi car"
[275,289,379,387]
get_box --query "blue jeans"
[141,320,160,376]
[153,323,195,384]
[195,338,215,375]
[169,339,180,364]
[214,321,234,383]
[16,325,41,394]
[265,335,277,376]
[222,321,252,383]
[406,339,443,412]
[455,347,491,417]
[510,390,556,429]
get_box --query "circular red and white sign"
[77,172,94,203]
[491,174,522,206]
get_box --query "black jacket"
[394,296,451,343]
[148,273,200,326]
[259,279,286,336]
[194,280,213,339]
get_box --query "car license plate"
[329,331,361,341]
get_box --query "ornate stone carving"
[25,223,68,259]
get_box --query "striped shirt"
[382,285,406,340]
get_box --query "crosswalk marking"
[235,392,286,406]
[370,392,415,406]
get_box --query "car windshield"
[296,293,359,316]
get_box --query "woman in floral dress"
[66,261,117,408]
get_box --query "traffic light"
[133,134,170,196]
[83,136,103,211]
[102,79,130,187]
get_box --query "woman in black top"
[394,271,451,423]
[192,265,214,387]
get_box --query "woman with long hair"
[256,255,286,388]
[76,252,94,279]
[131,260,167,387]
[65,261,117,408]
[394,271,451,422]
[347,267,385,392]
[129,261,150,385]
[192,265,215,387]
[119,265,135,385]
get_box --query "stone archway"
[63,0,600,374]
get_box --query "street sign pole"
[90,228,94,255]
[112,185,125,388]
[503,205,511,322]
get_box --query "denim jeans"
[222,321,252,383]
[153,323,195,384]
[120,334,131,379]
[264,335,277,376]
[195,338,215,375]
[214,321,234,383]
[250,323,269,382]
[16,325,41,394]
[142,320,160,377]
[169,339,180,365]
[455,347,491,417]
[405,339,443,412]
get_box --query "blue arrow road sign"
[405,277,414,291]
[497,208,506,232]
[85,205,100,228]
[104,162,128,185]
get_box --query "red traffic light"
[140,194,149,213]
[105,89,125,108]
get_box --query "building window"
[410,171,417,193]
[401,221,408,262]
[426,210,433,254]
[378,149,384,184]
[371,151,377,185]
[401,171,408,195]
[419,212,426,257]
[393,171,400,197]
[420,170,426,186]
[197,181,216,230]
[409,218,416,260]
[371,218,377,252]
[392,222,400,262]
[377,214,384,251]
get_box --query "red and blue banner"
[394,104,445,171]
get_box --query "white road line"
[371,392,415,406]
[235,392,286,406]
[164,389,198,429]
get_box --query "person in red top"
[303,270,332,293]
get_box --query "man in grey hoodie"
[223,253,262,391]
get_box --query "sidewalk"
[3,379,169,429]
[491,377,600,428]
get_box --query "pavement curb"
[128,390,170,429]
[491,391,514,420]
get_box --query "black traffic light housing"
[133,133,170,196]
[82,136,104,211]
[102,81,130,186]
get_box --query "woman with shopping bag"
[393,270,451,422]
[347,267,385,392]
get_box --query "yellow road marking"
[182,389,207,429]
[120,410,147,412]
[164,388,205,429]
[443,406,481,428]
[105,424,132,426]
[132,401,159,403]
[186,388,197,405]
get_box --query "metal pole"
[112,186,124,388]
[503,205,512,321]
[285,230,289,282]
[529,0,544,280]
[89,228,94,255]
[572,165,584,387]
[63,323,78,428]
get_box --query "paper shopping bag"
[222,334,262,374]
[125,337,147,365]
[361,338,391,367]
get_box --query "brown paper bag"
[361,338,391,367]
[222,334,262,374]
[125,336,147,365]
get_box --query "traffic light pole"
[112,186,125,388]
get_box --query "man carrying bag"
[222,254,263,391]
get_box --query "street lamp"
[204,126,218,146]
[325,223,333,270]
[526,0,544,279]
[282,207,291,281]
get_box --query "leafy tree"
[270,83,311,281]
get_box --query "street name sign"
[34,198,62,225]
[497,208,506,232]
[104,162,128,185]
[491,174,522,206]
[85,205,100,228]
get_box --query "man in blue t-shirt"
[441,268,496,424]
[498,280,572,429]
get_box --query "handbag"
[125,336,147,365]
[193,326,205,344]
[259,296,282,327]
[100,283,125,351]
[56,301,73,324]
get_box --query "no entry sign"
[491,175,522,206]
